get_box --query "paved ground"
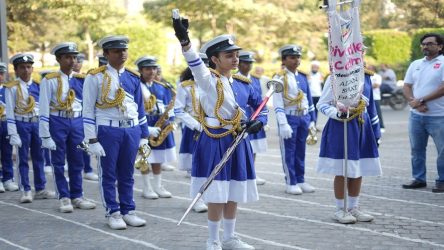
[0,105,443,250]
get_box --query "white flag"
[327,0,364,111]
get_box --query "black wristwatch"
[89,138,98,144]
[419,99,426,105]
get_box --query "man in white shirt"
[402,33,444,193]
[308,60,323,122]
[368,64,385,132]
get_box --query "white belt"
[284,109,308,116]
[15,116,38,123]
[205,117,233,130]
[50,110,82,118]
[96,118,139,128]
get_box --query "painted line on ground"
[0,236,31,250]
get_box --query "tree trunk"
[40,42,46,67]
[85,29,95,69]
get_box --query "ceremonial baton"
[177,79,283,226]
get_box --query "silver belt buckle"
[31,117,38,122]
[119,120,132,128]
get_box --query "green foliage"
[409,28,444,61]
[363,30,411,66]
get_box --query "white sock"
[335,199,344,210]
[208,220,220,242]
[223,218,236,241]
[348,196,359,210]
[153,174,161,188]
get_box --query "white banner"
[327,0,364,110]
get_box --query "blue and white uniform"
[273,68,316,185]
[39,71,85,199]
[183,48,267,203]
[141,80,176,163]
[316,73,382,177]
[174,80,201,171]
[5,78,46,191]
[241,73,268,153]
[83,65,149,216]
[0,86,14,183]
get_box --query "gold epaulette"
[365,69,374,76]
[4,80,19,88]
[33,78,41,84]
[88,65,106,75]
[86,68,94,74]
[125,67,140,77]
[232,74,251,84]
[73,73,85,79]
[154,80,175,89]
[45,72,60,80]
[209,68,221,77]
[181,80,195,88]
[250,72,260,79]
[272,70,284,78]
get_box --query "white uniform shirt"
[272,68,309,125]
[183,48,238,121]
[174,80,200,129]
[404,55,444,116]
[5,78,39,135]
[82,65,144,140]
[39,71,83,138]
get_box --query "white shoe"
[44,165,53,174]
[153,185,172,198]
[206,239,222,250]
[72,197,96,210]
[0,182,4,193]
[285,185,302,195]
[256,177,266,186]
[108,212,127,230]
[123,211,146,227]
[20,191,33,203]
[161,163,175,171]
[192,199,208,213]
[296,182,315,193]
[185,171,191,178]
[333,209,357,224]
[349,207,374,222]
[152,174,172,198]
[141,175,159,199]
[3,180,19,191]
[84,172,99,181]
[221,236,255,250]
[34,189,56,199]
[60,197,74,213]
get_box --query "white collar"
[106,64,125,75]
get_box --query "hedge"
[363,30,411,66]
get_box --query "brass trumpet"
[306,126,318,145]
[135,144,152,173]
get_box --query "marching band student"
[174,53,209,213]
[39,42,96,213]
[83,35,148,229]
[237,51,267,185]
[273,45,317,195]
[0,62,19,193]
[135,56,175,199]
[316,71,382,224]
[174,12,267,249]
[5,54,55,203]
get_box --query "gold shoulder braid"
[181,80,199,115]
[95,71,125,111]
[281,70,304,111]
[197,69,242,139]
[143,90,157,113]
[0,105,4,116]
[47,72,76,112]
[232,74,251,84]
[149,82,176,147]
[15,83,35,115]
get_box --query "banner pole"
[343,119,348,215]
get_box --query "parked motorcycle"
[380,86,408,110]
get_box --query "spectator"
[378,64,397,94]
[368,64,385,133]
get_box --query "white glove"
[190,119,203,132]
[279,123,293,139]
[9,134,22,147]
[88,142,106,157]
[309,121,316,130]
[139,138,148,147]
[42,137,57,150]
[148,127,161,137]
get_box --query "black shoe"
[402,180,427,189]
[432,183,444,193]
